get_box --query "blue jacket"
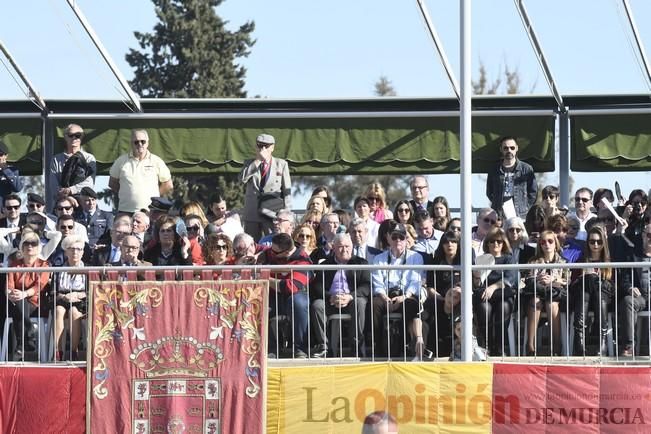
[486,159,537,218]
[0,165,22,199]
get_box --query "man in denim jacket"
[486,136,537,218]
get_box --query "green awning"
[0,118,42,175]
[53,114,555,175]
[571,114,651,171]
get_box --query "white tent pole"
[621,0,651,90]
[0,40,47,111]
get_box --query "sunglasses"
[483,218,497,225]
[543,194,557,199]
[391,234,406,241]
[58,225,74,230]
[187,225,200,232]
[397,208,410,213]
[133,140,147,145]
[488,239,504,244]
[67,132,83,139]
[271,247,289,255]
[4,205,20,210]
[215,244,228,251]
[27,203,43,209]
[575,197,590,203]
[57,206,73,211]
[411,185,428,190]
[298,233,312,239]
[503,145,516,151]
[508,227,522,233]
[159,227,175,233]
[540,238,555,245]
[256,143,272,149]
[22,240,39,248]
[588,239,603,246]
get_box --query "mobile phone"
[175,220,188,237]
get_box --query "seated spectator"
[143,216,192,266]
[179,200,209,228]
[471,208,498,256]
[310,233,370,357]
[0,141,23,204]
[184,214,205,265]
[55,196,89,244]
[0,212,61,262]
[50,215,92,267]
[376,219,398,251]
[292,223,317,258]
[202,233,232,266]
[566,215,581,244]
[26,193,49,218]
[433,216,448,232]
[353,196,379,248]
[365,182,393,223]
[569,187,597,241]
[229,232,259,265]
[547,214,583,263]
[371,224,425,361]
[48,124,96,208]
[431,196,451,220]
[408,175,433,214]
[300,209,323,240]
[257,233,311,358]
[523,231,568,356]
[446,217,462,233]
[349,218,382,263]
[311,185,333,213]
[311,212,340,264]
[333,208,351,230]
[618,221,651,357]
[74,187,113,249]
[593,188,616,211]
[623,189,648,251]
[52,235,87,361]
[206,192,244,241]
[540,185,561,219]
[571,225,614,356]
[131,211,150,246]
[524,204,546,245]
[259,209,295,247]
[412,210,444,256]
[5,229,53,360]
[306,195,328,214]
[404,223,417,250]
[473,228,516,356]
[393,200,414,225]
[112,235,151,267]
[504,216,535,264]
[92,219,133,266]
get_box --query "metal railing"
[1,262,650,365]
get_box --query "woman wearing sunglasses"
[183,214,206,265]
[523,231,569,356]
[292,223,317,257]
[474,228,516,357]
[571,225,614,356]
[504,217,535,265]
[202,233,233,266]
[143,216,192,266]
[393,200,414,226]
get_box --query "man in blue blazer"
[239,134,292,240]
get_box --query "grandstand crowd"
[0,127,650,362]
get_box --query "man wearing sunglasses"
[486,136,537,219]
[0,140,23,206]
[47,123,97,209]
[240,134,292,240]
[54,196,89,245]
[568,187,596,241]
[109,129,173,214]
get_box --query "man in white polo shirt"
[108,129,173,214]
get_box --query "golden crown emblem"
[129,331,224,377]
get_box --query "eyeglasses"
[488,239,504,244]
[133,140,147,145]
[187,225,200,232]
[588,239,603,246]
[58,225,74,230]
[543,194,557,199]
[397,208,410,213]
[298,233,312,239]
[273,218,289,224]
[256,142,272,149]
[483,218,497,225]
[391,234,406,241]
[66,247,84,252]
[502,145,517,151]
[22,240,39,248]
[122,245,140,251]
[27,203,43,209]
[540,238,555,245]
[508,227,522,233]
[160,227,174,233]
[271,247,289,255]
[4,205,19,210]
[575,197,590,203]
[215,244,228,251]
[411,185,428,190]
[67,132,83,139]
[57,206,73,211]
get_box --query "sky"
[1,0,650,211]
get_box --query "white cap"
[256,133,275,145]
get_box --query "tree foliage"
[472,60,527,95]
[374,76,396,97]
[125,0,254,210]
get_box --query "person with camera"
[0,141,22,205]
[371,224,426,361]
[622,189,648,252]
[239,134,291,240]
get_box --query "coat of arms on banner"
[88,271,267,434]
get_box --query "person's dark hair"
[377,219,398,250]
[57,214,74,225]
[4,193,21,206]
[202,233,233,264]
[433,216,448,231]
[271,232,294,251]
[446,217,461,231]
[499,136,517,147]
[432,231,461,264]
[393,199,414,225]
[333,208,351,229]
[593,188,614,206]
[482,227,512,255]
[353,195,369,209]
[575,187,594,199]
[311,185,332,208]
[541,185,560,199]
[628,188,648,204]
[524,204,546,235]
[413,209,431,225]
[432,195,451,219]
[209,190,226,205]
[546,213,568,233]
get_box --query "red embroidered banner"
[88,271,267,433]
